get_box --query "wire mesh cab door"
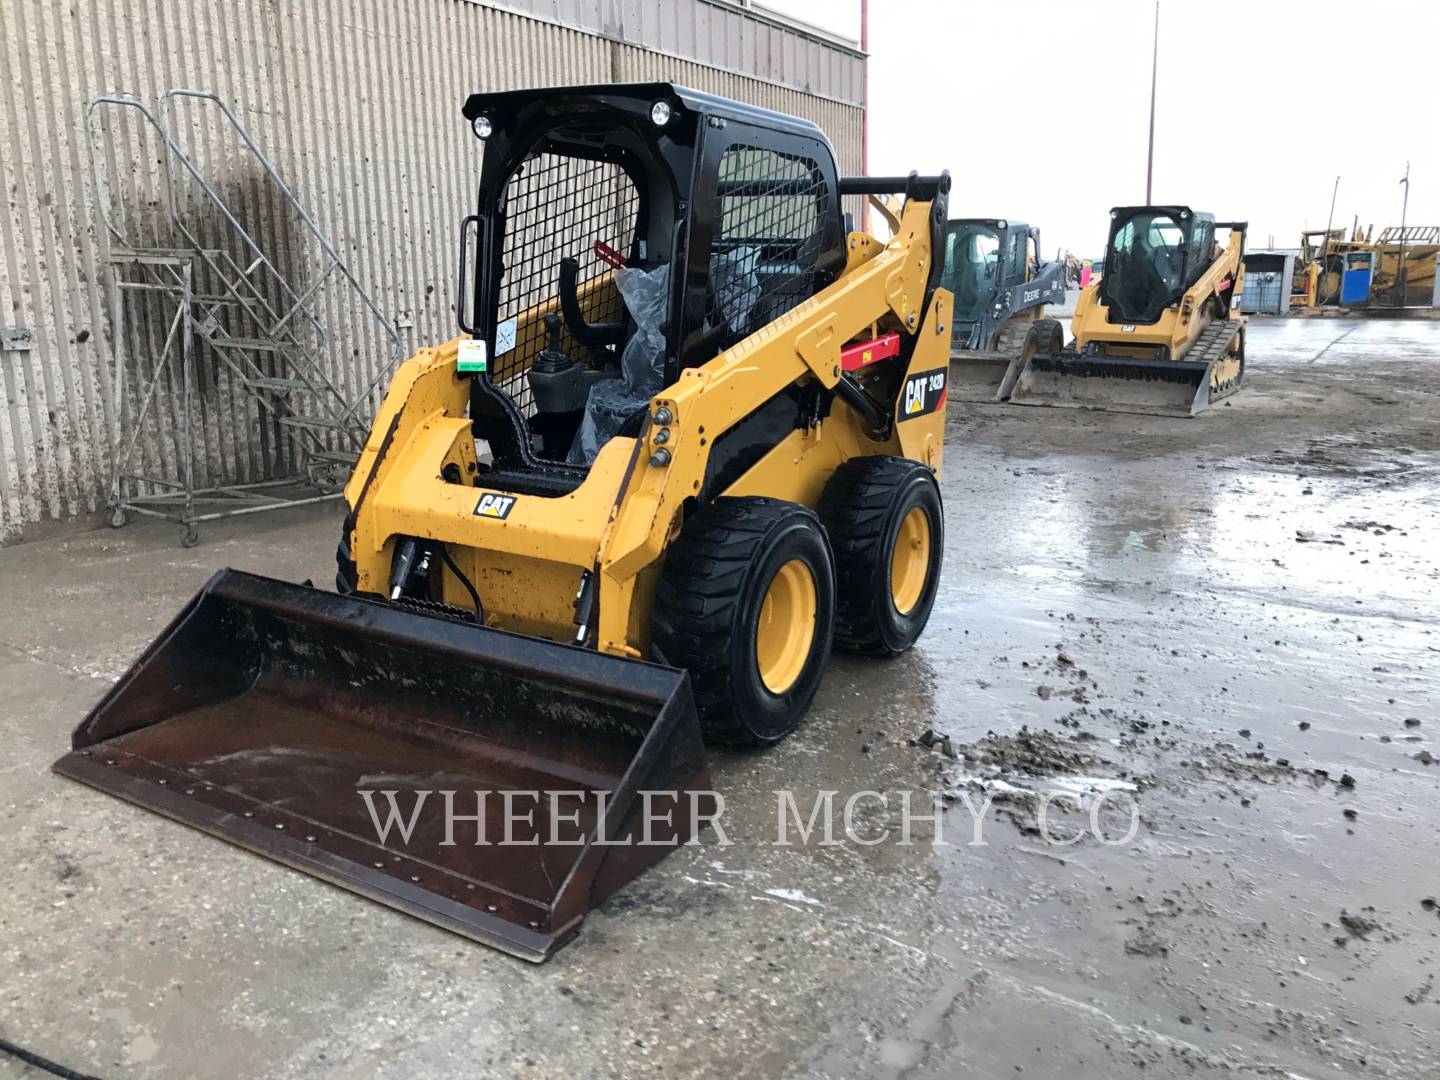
[466,104,686,491]
[675,123,845,373]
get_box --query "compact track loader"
[940,218,1067,402]
[1010,206,1247,416]
[55,85,953,960]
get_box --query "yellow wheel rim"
[755,559,818,695]
[890,506,931,615]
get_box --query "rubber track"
[1187,318,1242,364]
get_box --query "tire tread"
[818,456,942,656]
[652,497,826,745]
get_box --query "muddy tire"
[651,497,835,746]
[1023,318,1065,359]
[819,456,943,657]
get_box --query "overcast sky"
[762,0,1438,256]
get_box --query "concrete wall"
[0,0,864,542]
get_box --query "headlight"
[471,115,493,140]
[650,100,673,127]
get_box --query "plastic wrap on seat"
[566,247,762,465]
[568,264,669,465]
[709,245,761,340]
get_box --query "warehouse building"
[0,0,865,543]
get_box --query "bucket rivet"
[185,789,195,796]
[106,760,117,766]
[243,811,254,818]
[157,779,167,785]
[486,904,498,913]
[410,875,420,883]
[275,823,285,830]
[373,861,385,868]
[305,835,316,843]
[465,884,475,890]
[528,921,540,929]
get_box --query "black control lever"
[559,257,624,348]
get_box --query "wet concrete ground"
[2,318,1438,1078]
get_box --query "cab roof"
[461,82,830,145]
[1109,205,1207,220]
[947,218,1028,230]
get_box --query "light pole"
[1145,1,1159,203]
[1323,174,1339,261]
[1397,162,1410,308]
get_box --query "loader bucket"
[53,570,711,962]
[948,350,1026,403]
[1009,352,1230,417]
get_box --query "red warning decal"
[840,333,902,372]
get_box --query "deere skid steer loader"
[55,85,953,961]
[1010,206,1247,416]
[940,218,1068,402]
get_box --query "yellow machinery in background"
[1292,223,1439,308]
[1009,205,1247,417]
[54,84,954,960]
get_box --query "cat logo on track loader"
[474,493,517,519]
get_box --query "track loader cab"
[1010,204,1248,417]
[943,219,1015,340]
[1099,207,1222,326]
[942,218,1067,402]
[55,83,955,960]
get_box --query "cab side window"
[709,143,834,349]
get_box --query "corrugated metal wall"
[0,0,863,543]
[486,0,865,105]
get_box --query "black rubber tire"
[818,456,944,657]
[651,497,835,746]
[1023,317,1065,357]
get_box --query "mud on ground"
[0,318,1438,1079]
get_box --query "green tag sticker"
[457,338,488,373]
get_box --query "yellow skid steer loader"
[1010,206,1247,416]
[55,85,953,961]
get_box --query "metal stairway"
[89,90,402,544]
